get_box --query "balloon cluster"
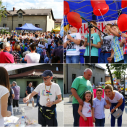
[91,0,109,16]
[64,0,127,31]
[117,1,127,32]
[64,1,82,28]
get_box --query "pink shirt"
[0,51,14,63]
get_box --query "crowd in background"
[0,30,63,63]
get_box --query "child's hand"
[121,38,126,44]
[83,116,87,121]
[93,117,95,123]
[67,34,72,40]
[105,104,110,109]
[107,57,112,63]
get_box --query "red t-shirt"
[0,51,14,63]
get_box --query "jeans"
[7,105,13,115]
[124,54,127,63]
[66,55,79,63]
[72,104,80,126]
[99,52,111,63]
[95,118,105,127]
[110,98,125,127]
[35,95,40,107]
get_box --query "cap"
[41,70,53,77]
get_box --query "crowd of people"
[64,21,127,63]
[71,68,125,127]
[0,31,63,63]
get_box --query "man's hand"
[46,101,53,107]
[66,40,71,45]
[78,98,83,105]
[23,97,29,103]
[107,57,112,63]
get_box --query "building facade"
[0,7,55,32]
[64,64,105,94]
[8,64,63,97]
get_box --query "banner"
[77,20,117,40]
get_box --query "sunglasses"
[70,25,74,28]
[43,77,51,80]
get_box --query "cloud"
[2,0,63,19]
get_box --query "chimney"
[13,7,15,11]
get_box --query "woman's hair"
[82,91,93,107]
[0,67,10,91]
[105,84,113,91]
[14,44,21,51]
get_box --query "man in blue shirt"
[26,82,34,107]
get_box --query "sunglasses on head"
[70,25,74,28]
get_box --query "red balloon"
[118,14,127,32]
[67,12,82,28]
[93,3,109,16]
[64,1,70,15]
[121,1,127,8]
[91,0,106,8]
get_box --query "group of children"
[64,21,127,63]
[78,88,110,127]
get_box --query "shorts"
[28,97,34,102]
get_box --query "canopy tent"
[16,23,42,31]
[53,26,60,31]
[64,0,127,25]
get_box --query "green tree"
[0,1,7,22]
[110,64,127,79]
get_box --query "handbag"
[112,109,123,119]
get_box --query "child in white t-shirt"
[64,25,81,63]
[78,91,93,127]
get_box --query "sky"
[2,0,63,19]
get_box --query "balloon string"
[98,9,106,26]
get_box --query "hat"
[41,70,53,77]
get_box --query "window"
[3,24,7,27]
[35,24,40,28]
[72,74,76,82]
[93,77,95,84]
[19,13,22,18]
[18,24,22,27]
[101,78,103,82]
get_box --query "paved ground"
[13,98,64,127]
[64,94,127,127]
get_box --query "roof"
[9,69,63,79]
[6,9,55,21]
[55,19,62,23]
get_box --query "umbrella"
[105,80,114,84]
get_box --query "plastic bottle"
[19,116,26,127]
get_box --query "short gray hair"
[84,68,92,73]
[3,42,10,49]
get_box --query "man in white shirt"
[23,70,62,126]
[24,43,40,63]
